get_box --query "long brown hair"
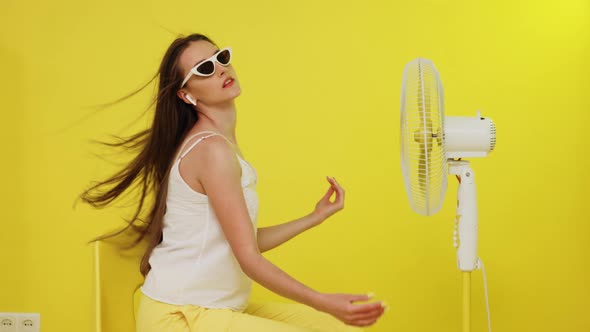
[77,33,216,276]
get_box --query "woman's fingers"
[319,293,385,327]
[320,185,335,202]
[351,317,380,327]
[332,177,345,200]
[316,177,345,218]
[326,176,345,206]
[350,306,385,321]
[345,303,385,327]
[347,293,372,302]
[349,301,384,314]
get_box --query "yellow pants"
[136,293,363,332]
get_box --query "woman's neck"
[193,102,238,144]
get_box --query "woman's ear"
[186,95,197,106]
[177,90,197,106]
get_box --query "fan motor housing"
[445,112,496,159]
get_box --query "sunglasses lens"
[217,49,231,65]
[196,61,215,75]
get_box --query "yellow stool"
[93,234,147,332]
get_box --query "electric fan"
[400,58,496,332]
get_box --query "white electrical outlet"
[0,315,17,332]
[0,314,39,332]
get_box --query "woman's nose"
[215,62,227,76]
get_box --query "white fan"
[400,58,496,332]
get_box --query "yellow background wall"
[1,0,588,331]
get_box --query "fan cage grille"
[400,58,448,216]
[489,119,497,151]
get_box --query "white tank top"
[141,131,259,311]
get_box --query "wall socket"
[0,313,40,332]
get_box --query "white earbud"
[186,95,197,106]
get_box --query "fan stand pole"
[463,271,471,332]
[449,159,479,332]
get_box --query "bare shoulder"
[197,135,238,164]
[181,134,241,178]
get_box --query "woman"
[80,33,386,331]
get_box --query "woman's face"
[177,40,241,107]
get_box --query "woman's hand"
[312,176,345,224]
[313,292,386,327]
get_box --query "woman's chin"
[227,87,242,100]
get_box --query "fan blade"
[418,63,434,153]
[418,148,427,197]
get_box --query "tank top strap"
[177,131,235,161]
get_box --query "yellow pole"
[463,272,471,332]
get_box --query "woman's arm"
[194,137,384,327]
[257,176,345,252]
[257,213,322,253]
